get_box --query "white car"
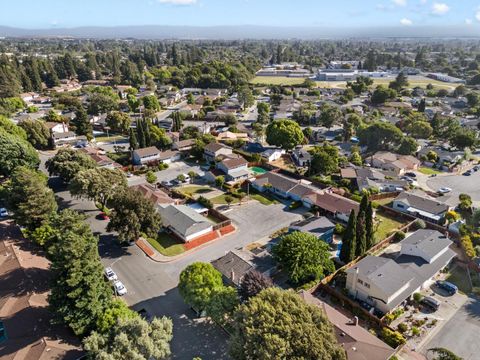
[104,267,118,281]
[0,208,8,217]
[114,281,127,296]
[438,187,452,194]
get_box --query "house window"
[357,279,364,285]
[364,283,370,288]
[396,203,405,209]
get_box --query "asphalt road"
[421,296,480,360]
[41,151,302,359]
[427,170,480,207]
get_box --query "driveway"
[426,170,480,207]
[420,296,480,360]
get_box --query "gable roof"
[304,191,360,215]
[133,146,161,158]
[400,229,452,260]
[220,157,248,170]
[132,184,175,205]
[205,142,231,153]
[290,216,335,236]
[158,205,212,238]
[394,191,449,215]
[298,291,395,360]
[211,251,253,286]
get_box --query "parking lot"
[426,170,480,207]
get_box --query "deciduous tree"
[46,148,96,183]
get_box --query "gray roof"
[211,251,253,286]
[394,191,449,215]
[400,229,452,260]
[290,216,335,237]
[347,256,413,298]
[158,205,212,238]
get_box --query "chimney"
[353,316,359,326]
[231,269,235,283]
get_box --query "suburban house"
[211,249,275,287]
[80,148,122,169]
[216,157,250,183]
[261,148,285,162]
[158,204,213,242]
[302,191,361,222]
[204,142,233,163]
[341,167,409,192]
[392,191,451,224]
[216,131,249,142]
[289,216,335,243]
[292,146,312,167]
[346,229,455,314]
[132,146,163,165]
[172,139,195,152]
[299,291,395,360]
[251,171,317,201]
[131,184,177,206]
[157,150,181,164]
[366,152,420,175]
[45,121,69,134]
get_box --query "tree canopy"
[266,119,304,150]
[46,148,97,183]
[0,127,39,175]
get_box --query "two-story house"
[346,229,455,314]
[204,143,233,163]
[216,157,250,183]
[132,146,163,165]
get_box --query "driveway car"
[0,208,8,217]
[114,280,127,296]
[405,172,417,178]
[104,267,118,281]
[436,280,458,295]
[438,187,452,194]
[421,296,440,311]
[96,212,109,220]
[463,171,472,176]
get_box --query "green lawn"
[237,189,278,206]
[147,233,185,257]
[178,186,214,196]
[373,197,396,207]
[446,266,471,294]
[374,213,405,242]
[418,167,442,175]
[94,135,127,143]
[211,194,241,205]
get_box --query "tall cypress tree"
[73,107,93,140]
[356,195,369,257]
[365,202,375,250]
[129,128,138,150]
[136,119,146,148]
[340,210,357,264]
[143,119,151,147]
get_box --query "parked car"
[104,267,118,281]
[474,165,480,171]
[126,172,134,178]
[429,174,437,177]
[161,180,174,188]
[463,170,472,176]
[96,212,109,220]
[0,208,8,217]
[435,280,458,295]
[113,280,127,296]
[421,296,440,311]
[405,172,417,178]
[438,187,452,194]
[358,300,373,311]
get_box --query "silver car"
[104,267,118,281]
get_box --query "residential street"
[41,152,302,359]
[426,170,480,207]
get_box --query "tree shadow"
[463,296,480,321]
[132,287,230,360]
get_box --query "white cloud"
[392,0,407,6]
[431,3,450,15]
[465,18,472,25]
[400,18,413,25]
[476,10,480,22]
[157,0,197,4]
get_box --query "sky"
[1,0,480,29]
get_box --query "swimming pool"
[250,166,268,175]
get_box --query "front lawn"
[418,167,442,175]
[374,213,405,242]
[211,194,241,205]
[147,233,185,257]
[238,189,278,205]
[95,135,127,143]
[446,265,471,294]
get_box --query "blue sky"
[1,0,479,28]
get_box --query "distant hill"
[0,25,479,40]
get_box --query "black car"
[358,300,373,311]
[421,296,440,311]
[435,280,458,295]
[405,172,417,178]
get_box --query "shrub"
[384,313,395,324]
[334,223,345,235]
[413,292,423,303]
[350,194,362,202]
[461,235,476,259]
[411,326,420,336]
[381,328,406,348]
[289,200,303,210]
[413,219,426,230]
[198,196,213,209]
[393,231,406,242]
[397,322,408,333]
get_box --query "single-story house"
[157,150,181,164]
[289,216,335,243]
[366,152,420,175]
[158,204,213,242]
[261,148,285,162]
[346,229,455,314]
[216,131,249,142]
[204,142,233,163]
[251,171,316,201]
[132,184,177,205]
[392,191,450,224]
[299,291,395,360]
[302,191,361,222]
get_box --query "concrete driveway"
[426,170,480,207]
[420,295,480,360]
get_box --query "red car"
[97,212,110,220]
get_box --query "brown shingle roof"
[132,184,176,205]
[221,157,248,170]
